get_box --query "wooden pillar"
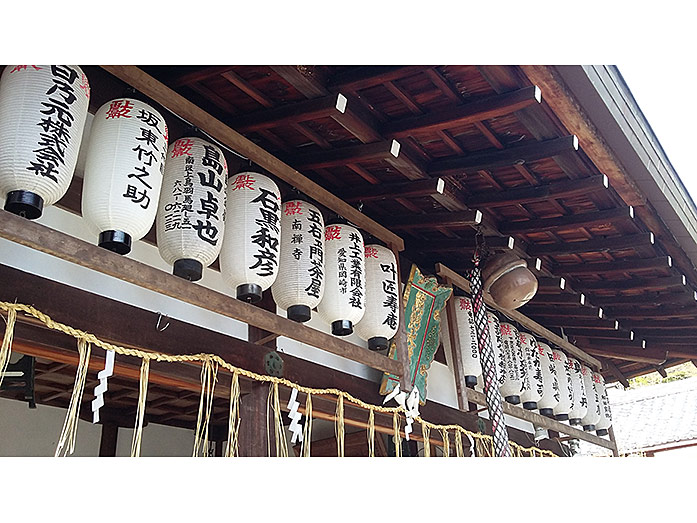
[608,425,620,457]
[238,290,276,457]
[98,422,119,457]
[441,280,470,412]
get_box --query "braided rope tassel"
[302,393,312,457]
[130,358,150,457]
[272,382,288,457]
[440,428,450,457]
[393,411,401,457]
[455,430,464,457]
[55,338,91,457]
[0,308,16,388]
[422,421,431,457]
[193,357,218,457]
[468,258,512,457]
[367,407,375,457]
[225,370,241,457]
[335,394,345,457]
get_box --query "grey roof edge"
[555,65,697,269]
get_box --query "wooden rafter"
[500,206,635,235]
[528,232,655,257]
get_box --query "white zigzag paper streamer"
[383,385,420,441]
[286,387,304,444]
[91,349,115,424]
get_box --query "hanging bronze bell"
[481,252,538,310]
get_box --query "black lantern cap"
[539,408,555,418]
[583,424,596,432]
[173,258,203,281]
[569,418,582,426]
[555,413,569,421]
[287,305,311,323]
[98,230,132,255]
[523,401,538,410]
[332,320,353,336]
[596,428,609,436]
[5,190,44,220]
[368,336,388,351]
[465,376,478,388]
[237,283,262,304]
[505,395,520,405]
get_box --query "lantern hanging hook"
[357,201,364,213]
[155,312,170,332]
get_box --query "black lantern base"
[287,305,311,323]
[368,336,388,351]
[569,418,582,426]
[555,413,569,421]
[5,190,44,220]
[505,395,520,405]
[98,230,132,255]
[465,376,478,388]
[540,408,555,418]
[596,428,609,436]
[237,283,262,303]
[583,424,596,432]
[332,320,353,336]
[173,258,203,281]
[523,401,538,410]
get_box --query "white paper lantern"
[552,349,574,421]
[580,364,601,431]
[568,357,588,425]
[0,65,90,219]
[82,97,168,254]
[317,223,366,336]
[536,342,560,418]
[500,322,528,404]
[518,332,544,410]
[453,296,482,387]
[219,172,282,303]
[486,312,508,398]
[156,137,227,281]
[594,372,613,436]
[354,245,399,350]
[271,200,325,322]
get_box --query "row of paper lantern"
[0,65,399,348]
[454,296,613,436]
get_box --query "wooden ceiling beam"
[531,292,587,306]
[428,135,579,176]
[269,66,329,98]
[344,177,450,203]
[585,347,666,366]
[536,276,569,292]
[291,139,425,180]
[100,66,403,250]
[221,70,274,108]
[172,66,236,87]
[383,209,482,230]
[528,232,655,257]
[327,66,430,92]
[521,304,605,319]
[412,235,516,253]
[593,290,697,307]
[553,255,673,276]
[566,328,635,341]
[536,317,620,330]
[605,304,697,320]
[500,206,635,235]
[382,86,542,138]
[465,175,608,208]
[576,274,687,292]
[603,360,630,387]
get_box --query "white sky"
[616,64,697,204]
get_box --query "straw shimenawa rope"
[367,407,375,458]
[302,393,312,458]
[193,356,218,457]
[0,303,556,458]
[335,394,345,457]
[0,307,16,388]
[225,370,241,457]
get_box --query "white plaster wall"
[0,397,194,457]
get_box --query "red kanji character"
[78,72,90,99]
[284,201,303,216]
[553,352,562,361]
[105,100,133,119]
[500,324,511,335]
[171,138,194,158]
[325,226,341,241]
[365,246,378,258]
[519,333,527,344]
[163,124,169,144]
[10,65,41,73]
[230,174,256,191]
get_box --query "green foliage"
[628,362,697,389]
